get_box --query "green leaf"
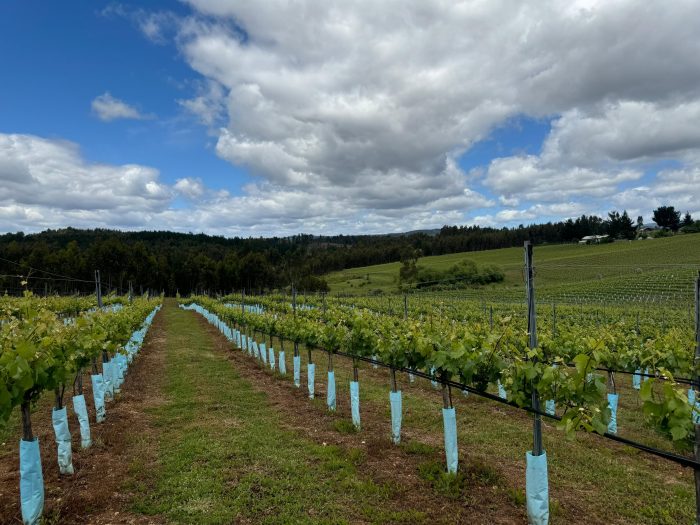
[639,378,653,402]
[15,340,35,360]
[670,425,688,441]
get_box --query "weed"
[418,460,466,499]
[401,441,437,456]
[334,419,358,434]
[507,488,525,507]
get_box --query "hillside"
[325,234,700,304]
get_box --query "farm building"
[638,223,661,233]
[579,235,609,244]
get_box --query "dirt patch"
[196,316,526,525]
[0,310,168,525]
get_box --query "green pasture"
[325,234,700,303]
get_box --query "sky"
[1,0,700,237]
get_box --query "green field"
[325,234,700,303]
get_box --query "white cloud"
[178,81,226,127]
[0,133,171,231]
[484,155,642,202]
[101,4,178,44]
[160,0,700,230]
[474,202,591,227]
[480,98,700,222]
[613,167,700,219]
[136,12,176,44]
[0,132,487,236]
[91,92,153,122]
[540,101,700,167]
[174,177,206,199]
[10,1,700,234]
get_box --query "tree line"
[0,206,695,296]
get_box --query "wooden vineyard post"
[694,271,700,525]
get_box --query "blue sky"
[1,1,699,236]
[0,1,245,192]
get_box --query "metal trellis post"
[694,271,700,525]
[525,242,542,456]
[94,270,103,308]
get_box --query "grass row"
[129,302,430,524]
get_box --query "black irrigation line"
[223,315,700,470]
[325,347,700,470]
[535,360,698,387]
[209,300,700,468]
[593,366,696,386]
[227,317,700,470]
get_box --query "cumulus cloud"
[613,167,700,219]
[0,132,483,236]
[162,0,700,228]
[480,98,700,221]
[178,81,226,128]
[540,101,700,167]
[473,202,591,227]
[174,177,206,199]
[10,1,700,233]
[91,92,153,122]
[483,155,642,202]
[0,133,171,231]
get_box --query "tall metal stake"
[94,270,103,308]
[292,286,299,358]
[694,271,700,525]
[95,270,107,363]
[525,242,542,456]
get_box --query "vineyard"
[0,293,161,524]
[326,234,700,305]
[0,243,699,524]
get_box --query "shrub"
[400,259,504,289]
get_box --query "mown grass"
[324,233,700,298]
[129,303,430,524]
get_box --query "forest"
[0,207,695,296]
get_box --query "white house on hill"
[579,235,609,244]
